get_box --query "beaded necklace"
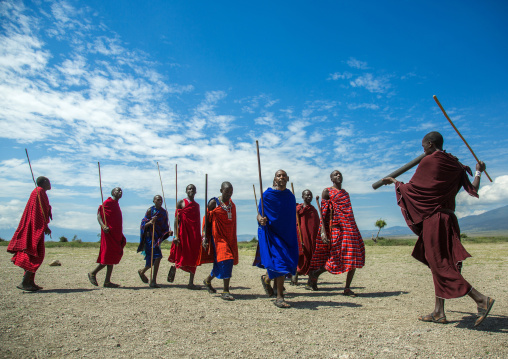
[219,196,233,220]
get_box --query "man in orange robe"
[8,176,52,291]
[201,181,238,301]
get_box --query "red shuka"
[97,197,126,265]
[396,151,478,299]
[8,187,52,272]
[199,199,238,265]
[296,203,320,275]
[168,199,201,273]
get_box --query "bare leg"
[91,264,106,275]
[433,297,445,318]
[149,258,162,288]
[343,269,357,297]
[30,272,43,290]
[17,271,38,291]
[223,278,231,293]
[187,272,198,289]
[273,276,290,308]
[203,274,216,293]
[104,265,119,287]
[468,288,489,309]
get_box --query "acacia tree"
[374,219,387,242]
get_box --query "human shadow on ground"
[290,300,362,310]
[356,290,409,298]
[224,293,260,301]
[38,288,98,294]
[449,310,508,333]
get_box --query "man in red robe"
[382,131,494,327]
[308,170,365,296]
[201,181,239,301]
[168,184,201,289]
[88,187,126,288]
[291,189,320,286]
[8,176,52,291]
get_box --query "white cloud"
[347,57,368,69]
[347,103,380,110]
[350,73,391,94]
[327,71,353,81]
[457,175,508,206]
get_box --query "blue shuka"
[138,206,170,267]
[254,187,299,279]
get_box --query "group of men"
[6,131,494,327]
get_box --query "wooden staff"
[157,161,172,241]
[252,184,259,214]
[98,162,107,227]
[25,149,50,238]
[174,164,179,244]
[205,173,210,254]
[256,141,265,217]
[433,95,492,182]
[150,220,155,283]
[291,183,304,248]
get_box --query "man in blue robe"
[137,195,172,287]
[255,169,299,308]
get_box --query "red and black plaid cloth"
[8,187,51,272]
[310,187,365,274]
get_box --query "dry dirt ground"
[1,243,507,359]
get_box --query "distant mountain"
[360,205,508,238]
[458,204,508,232]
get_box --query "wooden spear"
[25,149,50,238]
[291,183,304,248]
[256,141,265,217]
[433,95,492,182]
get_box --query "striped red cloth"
[8,187,51,272]
[310,187,365,274]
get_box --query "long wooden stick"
[252,184,259,214]
[157,162,171,236]
[315,196,323,221]
[150,221,155,283]
[205,174,210,254]
[433,95,492,182]
[98,162,107,227]
[25,149,50,238]
[256,141,265,217]
[174,164,179,243]
[291,183,304,248]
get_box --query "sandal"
[103,282,120,288]
[418,314,449,324]
[474,297,495,328]
[261,275,274,297]
[88,273,98,287]
[167,266,176,283]
[203,279,216,294]
[343,288,357,297]
[221,292,235,301]
[138,270,149,284]
[274,298,291,308]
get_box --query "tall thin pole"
[174,164,178,243]
[157,161,171,235]
[25,149,50,238]
[291,183,304,248]
[256,141,264,217]
[252,184,259,214]
[205,174,209,254]
[150,222,155,283]
[98,162,107,227]
[433,95,492,182]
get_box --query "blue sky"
[1,0,507,241]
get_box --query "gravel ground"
[1,243,506,359]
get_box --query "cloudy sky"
[1,0,507,241]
